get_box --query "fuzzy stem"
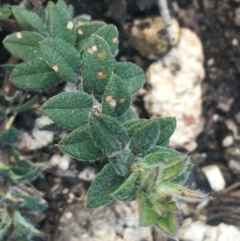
[158,0,175,45]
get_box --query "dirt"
[1,0,240,240]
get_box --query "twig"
[158,0,175,45]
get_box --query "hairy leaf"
[156,117,176,145]
[102,74,131,117]
[12,6,46,33]
[41,91,92,129]
[11,59,60,90]
[41,38,81,83]
[58,125,104,161]
[117,108,136,123]
[0,163,11,177]
[82,35,114,96]
[11,95,38,113]
[0,127,18,146]
[76,21,105,50]
[113,172,138,201]
[114,62,145,95]
[129,119,160,155]
[3,31,44,60]
[0,4,12,20]
[87,163,125,208]
[89,113,129,154]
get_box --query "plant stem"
[158,0,175,45]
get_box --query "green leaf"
[113,172,138,201]
[0,109,5,121]
[117,108,136,123]
[0,127,18,146]
[156,117,176,145]
[162,183,209,202]
[12,6,46,33]
[39,122,65,132]
[11,59,60,90]
[102,74,131,117]
[41,38,81,83]
[89,113,129,154]
[0,211,12,239]
[87,163,125,208]
[124,119,148,137]
[4,91,22,102]
[15,194,48,212]
[45,1,76,45]
[0,163,11,177]
[137,188,157,226]
[58,125,104,161]
[155,212,178,236]
[41,91,92,129]
[3,31,44,60]
[160,156,189,182]
[1,64,16,72]
[0,4,12,20]
[11,95,38,113]
[9,167,41,185]
[82,35,114,96]
[13,210,40,235]
[171,162,192,184]
[114,62,145,95]
[76,21,105,50]
[129,119,160,155]
[95,24,119,54]
[144,147,184,166]
[109,150,134,176]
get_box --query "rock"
[78,167,95,181]
[228,159,240,174]
[234,7,240,27]
[129,17,180,59]
[225,146,240,173]
[201,165,226,192]
[55,197,153,241]
[144,28,205,151]
[179,218,240,241]
[17,116,54,150]
[50,154,70,171]
[222,135,234,147]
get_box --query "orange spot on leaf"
[16,32,22,39]
[97,72,106,79]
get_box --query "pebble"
[17,116,54,150]
[50,154,70,170]
[129,17,180,59]
[201,165,226,192]
[234,7,240,27]
[179,218,240,241]
[144,28,205,151]
[222,135,234,147]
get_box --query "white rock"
[17,116,54,150]
[144,28,205,151]
[201,165,226,192]
[78,167,95,181]
[179,218,240,241]
[50,154,70,170]
[235,7,240,27]
[222,135,234,147]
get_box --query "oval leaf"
[113,172,138,201]
[129,119,160,155]
[41,91,93,129]
[89,113,129,154]
[11,59,60,90]
[95,24,119,54]
[58,125,104,161]
[41,38,81,83]
[102,74,131,117]
[82,35,114,96]
[0,127,18,146]
[114,62,145,95]
[76,21,105,50]
[3,31,44,60]
[87,163,125,208]
[156,117,176,145]
[12,6,46,33]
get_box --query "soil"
[1,0,240,240]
